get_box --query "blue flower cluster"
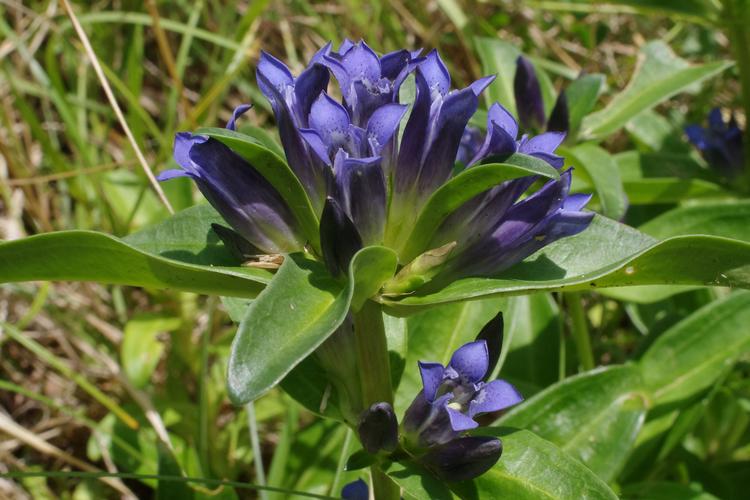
[685,107,744,179]
[352,313,521,483]
[160,40,592,287]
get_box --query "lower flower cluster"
[347,313,521,490]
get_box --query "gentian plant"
[159,40,590,495]
[4,27,750,499]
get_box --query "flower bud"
[474,312,503,382]
[320,196,363,276]
[420,436,503,482]
[358,402,398,454]
[514,56,545,131]
[547,90,569,133]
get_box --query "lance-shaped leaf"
[382,215,750,313]
[0,205,271,298]
[386,429,617,499]
[500,365,648,482]
[227,246,398,404]
[640,291,750,407]
[581,41,732,139]
[564,143,627,220]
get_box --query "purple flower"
[157,107,304,254]
[685,107,744,178]
[160,41,593,290]
[431,103,592,280]
[256,48,331,212]
[323,39,422,127]
[403,340,522,447]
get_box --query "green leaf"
[227,246,395,404]
[124,204,238,266]
[640,201,750,241]
[383,215,750,312]
[474,37,520,116]
[388,430,618,499]
[349,247,398,311]
[394,298,506,416]
[500,293,561,389]
[197,127,321,252]
[566,143,627,220]
[622,481,720,500]
[400,156,559,261]
[566,74,604,137]
[581,42,732,139]
[0,229,269,298]
[456,430,618,499]
[640,291,750,406]
[500,365,648,482]
[585,0,720,23]
[121,314,181,388]
[227,254,351,404]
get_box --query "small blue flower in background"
[341,478,369,500]
[685,107,744,178]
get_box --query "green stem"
[353,301,394,406]
[352,301,399,500]
[724,0,750,190]
[566,292,595,372]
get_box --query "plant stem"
[566,292,595,372]
[246,401,268,500]
[724,0,750,190]
[353,301,394,406]
[352,301,400,500]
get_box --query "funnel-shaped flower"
[685,107,744,178]
[157,108,304,254]
[256,49,331,212]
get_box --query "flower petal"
[448,340,489,383]
[294,64,330,126]
[418,50,451,97]
[419,361,445,402]
[256,51,294,100]
[299,128,332,166]
[445,405,479,431]
[226,104,252,131]
[418,88,479,194]
[341,479,369,500]
[469,74,496,96]
[366,103,407,151]
[420,436,502,482]
[341,41,381,82]
[309,93,352,151]
[468,379,523,416]
[488,102,519,139]
[157,169,189,181]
